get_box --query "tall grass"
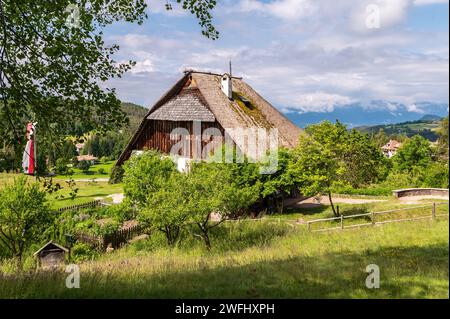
[1,219,448,298]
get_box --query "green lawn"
[271,197,449,222]
[0,172,123,209]
[54,161,115,180]
[1,218,448,298]
[47,180,123,209]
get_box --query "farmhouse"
[117,70,303,169]
[382,139,402,158]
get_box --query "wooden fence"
[76,224,144,251]
[103,224,143,249]
[306,202,448,232]
[57,199,103,212]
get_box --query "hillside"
[355,118,443,141]
[121,102,148,135]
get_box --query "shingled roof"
[147,86,215,122]
[117,70,303,165]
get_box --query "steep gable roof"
[117,71,303,165]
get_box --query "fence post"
[340,215,344,230]
[307,222,311,232]
[432,203,436,219]
[371,211,375,226]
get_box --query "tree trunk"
[328,191,338,217]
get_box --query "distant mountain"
[284,101,448,128]
[419,114,442,122]
[355,118,442,142]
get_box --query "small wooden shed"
[34,241,69,269]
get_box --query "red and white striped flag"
[22,122,37,175]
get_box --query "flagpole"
[34,122,37,181]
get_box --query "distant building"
[382,140,402,158]
[76,154,98,163]
[75,143,85,155]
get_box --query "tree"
[185,163,260,250]
[77,159,91,173]
[289,121,387,216]
[290,133,344,217]
[0,177,53,264]
[393,135,433,172]
[122,150,176,207]
[139,171,189,246]
[0,0,218,147]
[436,116,449,161]
[342,129,388,187]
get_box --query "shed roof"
[34,241,69,256]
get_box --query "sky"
[104,0,449,115]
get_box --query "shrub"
[109,165,124,184]
[71,243,99,262]
[0,177,52,263]
[55,158,69,175]
[98,168,105,175]
[420,163,449,188]
[77,160,91,173]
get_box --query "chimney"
[221,61,233,100]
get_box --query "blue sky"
[104,0,449,115]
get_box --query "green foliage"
[289,121,388,216]
[0,177,53,262]
[185,162,260,249]
[436,116,449,161]
[122,150,177,207]
[0,0,218,150]
[55,158,69,175]
[109,165,124,184]
[417,163,449,189]
[393,135,433,172]
[139,171,188,246]
[71,242,99,262]
[77,160,91,173]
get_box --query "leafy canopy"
[0,177,53,261]
[0,0,218,147]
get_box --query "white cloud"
[414,0,449,5]
[104,1,449,112]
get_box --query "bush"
[55,158,69,175]
[77,160,91,173]
[419,163,449,188]
[109,165,124,184]
[71,243,99,262]
[98,168,105,175]
[332,184,392,196]
[100,156,109,164]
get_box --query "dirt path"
[398,195,449,205]
[72,178,109,182]
[304,196,387,205]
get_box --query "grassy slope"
[53,161,115,180]
[272,197,449,222]
[1,219,448,298]
[0,172,123,209]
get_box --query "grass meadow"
[0,172,123,209]
[1,218,448,298]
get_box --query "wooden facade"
[134,120,225,159]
